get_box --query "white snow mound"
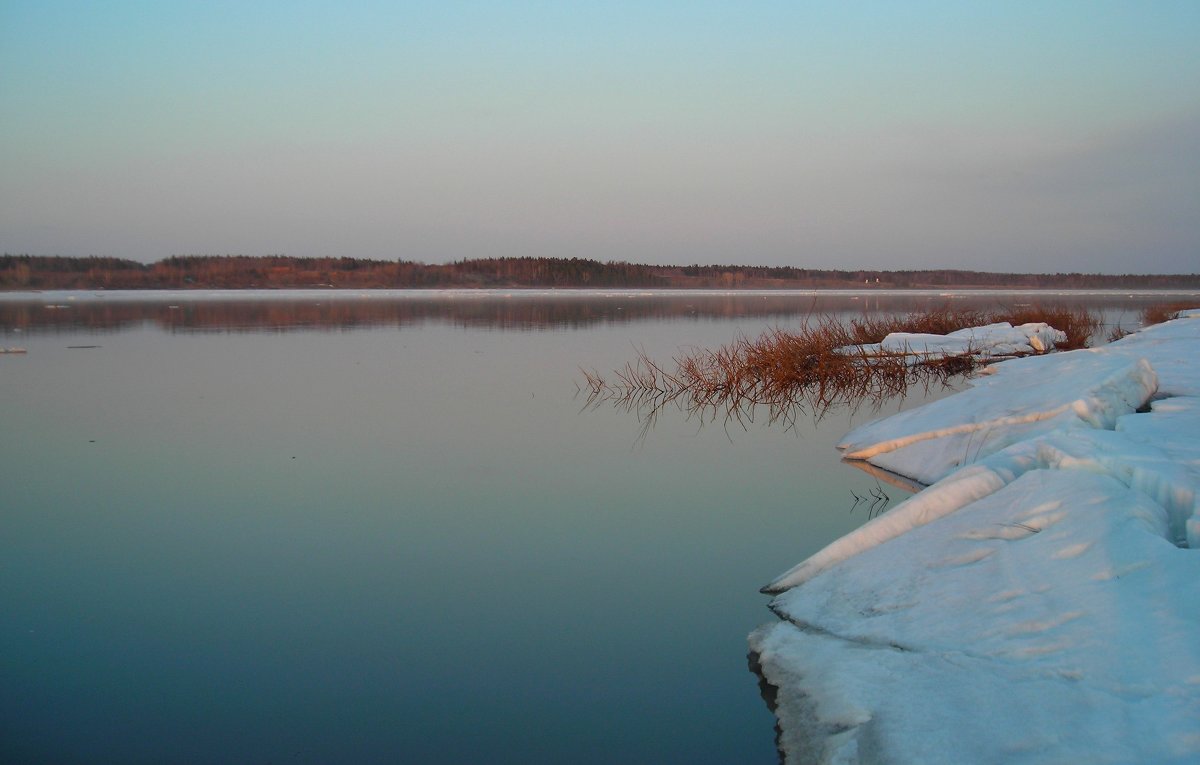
[843,321,1067,364]
[754,311,1200,764]
[836,312,1200,485]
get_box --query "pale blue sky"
[2,1,1197,272]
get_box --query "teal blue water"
[1,291,1189,763]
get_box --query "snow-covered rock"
[753,311,1200,764]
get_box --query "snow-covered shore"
[751,310,1200,764]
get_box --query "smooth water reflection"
[4,287,1196,337]
[2,290,1196,763]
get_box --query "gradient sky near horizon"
[2,1,1198,273]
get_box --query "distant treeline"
[3,254,1199,290]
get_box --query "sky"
[1,1,1198,273]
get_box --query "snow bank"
[753,311,1200,764]
[765,425,1197,591]
[834,314,1200,485]
[844,321,1066,364]
[753,471,1200,765]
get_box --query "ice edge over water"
[752,310,1200,764]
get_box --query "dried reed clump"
[581,305,1098,430]
[1140,302,1192,327]
[841,305,1097,350]
[989,306,1099,350]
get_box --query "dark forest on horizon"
[3,254,1198,291]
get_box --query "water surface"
[3,289,1195,763]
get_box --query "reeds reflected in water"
[580,306,1101,434]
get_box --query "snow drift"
[752,310,1200,764]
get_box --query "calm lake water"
[3,289,1196,763]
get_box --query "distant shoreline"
[7,285,1200,295]
[4,255,1199,292]
[6,287,1200,299]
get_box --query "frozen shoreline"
[751,310,1200,764]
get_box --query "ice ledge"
[765,423,1197,593]
[753,312,1200,764]
[837,311,1200,486]
[838,352,1159,486]
[753,466,1200,764]
[772,311,1200,593]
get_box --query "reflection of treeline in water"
[4,254,1200,290]
[1,294,1192,336]
[0,294,919,334]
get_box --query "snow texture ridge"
[837,351,1159,486]
[753,311,1200,764]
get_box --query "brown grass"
[1140,302,1192,327]
[581,305,1098,430]
[839,305,1098,350]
